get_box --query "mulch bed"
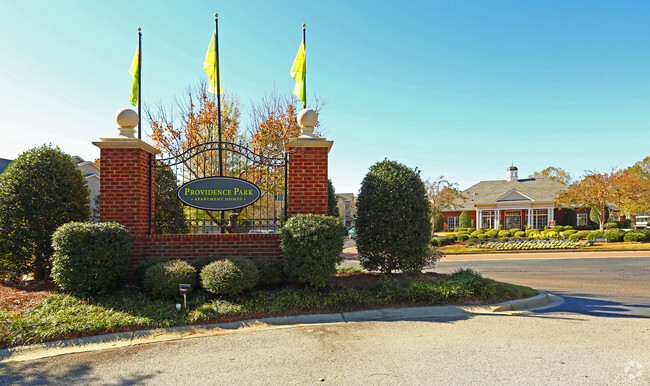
[0,279,59,312]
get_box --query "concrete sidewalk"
[0,291,560,363]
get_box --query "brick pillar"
[285,108,333,217]
[93,109,161,236]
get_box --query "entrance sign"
[177,177,261,211]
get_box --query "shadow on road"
[0,362,160,385]
[536,292,650,319]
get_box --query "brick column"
[285,108,333,217]
[92,109,161,236]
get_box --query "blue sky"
[0,1,648,193]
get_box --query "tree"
[529,167,572,185]
[154,162,189,234]
[619,157,650,220]
[425,176,463,214]
[327,179,339,217]
[433,213,444,232]
[459,211,471,228]
[0,145,90,280]
[556,170,637,231]
[355,160,434,274]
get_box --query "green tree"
[327,179,339,217]
[433,213,444,232]
[0,145,90,280]
[154,162,189,234]
[355,159,434,274]
[459,211,471,228]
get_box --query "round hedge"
[604,229,625,242]
[457,233,469,241]
[497,230,512,238]
[144,259,197,298]
[190,255,224,272]
[51,222,130,295]
[252,258,285,287]
[200,257,259,295]
[624,232,647,242]
[514,231,526,238]
[133,258,166,288]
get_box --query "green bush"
[525,228,540,236]
[604,229,625,242]
[200,257,259,295]
[497,230,512,238]
[154,163,189,234]
[433,213,444,232]
[430,238,441,247]
[354,160,433,274]
[252,258,285,287]
[144,260,197,298]
[438,237,453,246]
[0,145,90,280]
[445,234,458,243]
[514,231,526,238]
[562,209,577,227]
[605,222,618,229]
[567,233,581,241]
[564,225,574,230]
[189,255,224,273]
[457,233,469,241]
[133,258,166,288]
[544,231,561,239]
[587,231,606,241]
[327,179,340,217]
[457,231,470,237]
[553,226,566,232]
[281,214,344,286]
[509,228,522,234]
[575,231,591,240]
[467,228,476,233]
[470,230,483,237]
[477,234,489,241]
[486,230,499,238]
[51,222,130,295]
[624,232,647,242]
[459,211,471,229]
[561,229,578,238]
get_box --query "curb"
[0,291,553,363]
[442,248,650,256]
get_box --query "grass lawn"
[0,269,537,349]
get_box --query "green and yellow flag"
[204,32,223,94]
[129,47,140,106]
[290,41,306,106]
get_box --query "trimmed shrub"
[604,229,625,242]
[200,257,259,295]
[567,233,581,241]
[561,229,577,238]
[477,234,489,241]
[430,238,441,247]
[486,230,499,238]
[467,228,476,233]
[190,255,224,272]
[327,179,340,217]
[605,222,618,229]
[355,160,432,274]
[575,230,591,240]
[134,258,167,288]
[525,228,540,237]
[281,214,344,286]
[445,234,458,243]
[509,228,522,234]
[544,231,561,239]
[564,225,574,230]
[470,230,483,237]
[433,213,444,232]
[459,211,471,229]
[0,145,90,280]
[624,232,647,242]
[457,233,470,241]
[587,230,606,241]
[497,230,512,238]
[144,260,197,298]
[514,231,526,238]
[51,222,130,295]
[252,258,285,287]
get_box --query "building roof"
[452,178,567,211]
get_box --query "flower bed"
[473,239,593,251]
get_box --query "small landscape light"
[179,284,192,310]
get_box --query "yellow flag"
[290,41,306,105]
[129,47,139,106]
[204,32,223,94]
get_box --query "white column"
[495,209,500,229]
[477,209,481,229]
[528,209,533,228]
[550,207,555,223]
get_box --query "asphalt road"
[1,252,649,384]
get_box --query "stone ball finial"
[296,108,318,138]
[115,109,138,139]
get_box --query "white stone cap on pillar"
[285,108,333,152]
[92,108,161,154]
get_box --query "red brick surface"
[286,146,329,216]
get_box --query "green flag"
[129,47,139,106]
[204,32,223,94]
[290,41,306,105]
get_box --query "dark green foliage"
[624,232,647,242]
[498,230,512,238]
[133,258,167,288]
[509,228,522,234]
[604,229,625,242]
[51,222,130,295]
[457,233,469,241]
[459,211,471,228]
[200,257,259,295]
[355,160,433,274]
[514,231,526,238]
[154,163,189,234]
[590,207,609,225]
[429,238,441,247]
[0,145,90,280]
[587,230,606,241]
[252,258,285,287]
[562,209,577,227]
[144,260,197,298]
[477,234,489,241]
[486,230,499,238]
[280,214,344,287]
[433,213,444,232]
[605,222,618,229]
[327,179,340,217]
[189,255,224,273]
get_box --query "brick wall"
[287,146,329,216]
[100,147,153,235]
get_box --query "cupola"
[506,166,518,182]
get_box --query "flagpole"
[215,14,223,177]
[137,28,142,139]
[302,24,306,109]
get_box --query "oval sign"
[177,177,262,211]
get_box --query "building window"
[448,216,459,229]
[482,210,495,229]
[504,210,522,230]
[577,213,588,226]
[533,209,548,229]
